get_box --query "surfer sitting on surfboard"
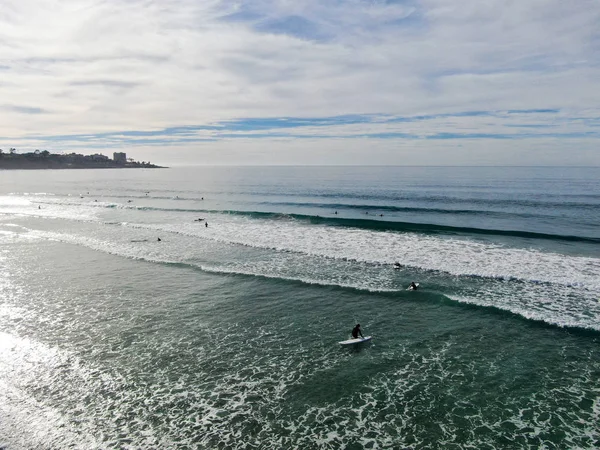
[352,324,364,339]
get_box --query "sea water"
[0,166,599,449]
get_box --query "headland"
[0,150,165,169]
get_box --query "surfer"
[157,237,161,242]
[352,324,364,339]
[409,281,418,290]
[194,218,204,222]
[393,262,402,269]
[205,222,208,228]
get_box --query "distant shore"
[0,151,165,170]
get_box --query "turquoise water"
[0,166,599,449]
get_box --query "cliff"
[0,151,165,169]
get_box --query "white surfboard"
[407,283,420,291]
[339,336,372,346]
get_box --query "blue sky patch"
[8,108,600,151]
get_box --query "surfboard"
[339,336,372,346]
[407,283,420,291]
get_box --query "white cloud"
[0,0,599,164]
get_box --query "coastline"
[0,165,167,170]
[0,151,166,169]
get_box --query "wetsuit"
[352,326,363,339]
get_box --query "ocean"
[0,165,599,449]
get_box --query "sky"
[1,0,599,166]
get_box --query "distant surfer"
[157,237,161,242]
[334,211,338,214]
[393,262,402,269]
[205,222,208,228]
[409,281,418,290]
[352,324,364,339]
[194,218,204,222]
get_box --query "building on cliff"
[113,152,127,164]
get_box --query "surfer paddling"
[409,281,418,290]
[352,324,364,339]
[339,324,371,346]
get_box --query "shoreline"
[0,165,167,170]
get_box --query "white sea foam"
[0,196,31,207]
[10,195,599,291]
[0,195,99,222]
[5,195,600,331]
[138,212,600,291]
[0,332,102,449]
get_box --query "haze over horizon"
[1,0,599,166]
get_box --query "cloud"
[69,79,142,89]
[9,108,599,149]
[1,104,47,114]
[0,0,599,164]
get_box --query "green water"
[1,238,598,449]
[0,166,599,449]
